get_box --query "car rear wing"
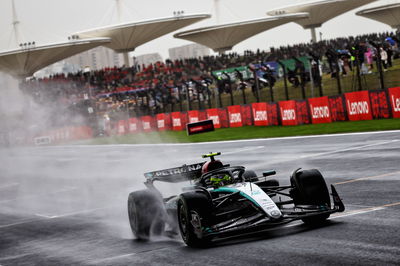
[144,162,205,184]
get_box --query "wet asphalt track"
[1,130,400,265]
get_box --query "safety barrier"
[109,87,400,135]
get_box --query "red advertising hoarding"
[227,105,243,127]
[128,118,139,133]
[117,120,127,135]
[171,112,183,131]
[308,96,332,124]
[206,108,221,128]
[345,91,373,121]
[251,102,268,126]
[141,116,153,132]
[388,87,400,118]
[188,110,200,123]
[156,113,167,131]
[279,100,297,126]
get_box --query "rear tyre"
[177,192,212,247]
[290,169,331,224]
[128,189,166,240]
[243,170,258,182]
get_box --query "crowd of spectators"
[21,31,400,129]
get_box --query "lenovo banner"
[128,118,139,133]
[188,110,200,123]
[227,105,243,127]
[279,100,297,126]
[171,112,184,131]
[141,116,153,132]
[252,102,268,126]
[117,120,127,135]
[206,108,221,128]
[388,87,400,118]
[308,96,332,124]
[345,91,373,121]
[156,113,167,131]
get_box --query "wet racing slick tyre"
[290,169,331,225]
[128,189,166,240]
[177,192,212,247]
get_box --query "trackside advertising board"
[251,102,268,126]
[117,120,127,135]
[186,120,215,135]
[227,105,243,127]
[171,112,183,131]
[128,117,138,133]
[188,110,200,123]
[345,91,373,121]
[388,87,400,118]
[279,100,297,126]
[141,116,153,132]
[156,113,167,131]
[206,108,221,128]
[308,96,332,124]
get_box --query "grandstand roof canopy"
[173,13,309,53]
[0,38,110,78]
[267,0,378,29]
[74,14,211,53]
[356,3,400,30]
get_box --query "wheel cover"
[190,211,203,238]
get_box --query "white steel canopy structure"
[267,0,378,42]
[74,14,211,53]
[173,13,309,53]
[356,3,400,30]
[0,38,110,78]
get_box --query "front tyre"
[177,192,212,247]
[290,169,331,225]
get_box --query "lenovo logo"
[189,117,199,123]
[392,95,400,112]
[254,111,267,121]
[230,113,242,123]
[173,118,181,127]
[157,120,165,128]
[347,101,369,115]
[208,115,220,125]
[311,105,330,119]
[281,108,296,121]
[143,122,151,130]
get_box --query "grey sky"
[1,0,398,59]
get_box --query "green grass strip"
[77,118,400,145]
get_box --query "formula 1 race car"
[127,152,345,247]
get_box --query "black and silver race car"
[127,152,345,247]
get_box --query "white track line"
[35,206,112,219]
[52,129,400,148]
[88,247,168,264]
[300,139,400,159]
[0,218,41,229]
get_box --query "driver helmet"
[201,160,223,174]
[210,173,232,188]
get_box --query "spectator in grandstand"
[380,47,388,71]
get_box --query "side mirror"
[263,170,276,177]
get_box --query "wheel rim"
[179,204,188,237]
